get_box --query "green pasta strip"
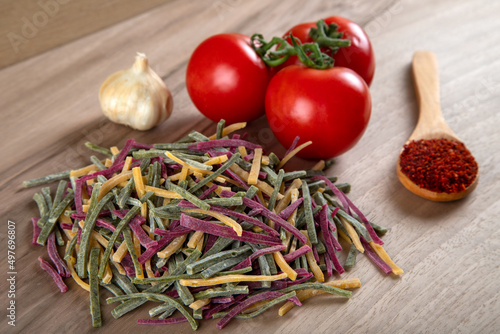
[166,180,210,211]
[278,282,351,298]
[37,189,74,246]
[301,182,318,244]
[77,188,114,278]
[188,152,241,194]
[85,142,112,157]
[122,228,143,279]
[107,293,199,330]
[89,247,102,328]
[23,170,71,188]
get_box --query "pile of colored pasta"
[25,120,402,330]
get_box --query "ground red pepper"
[399,138,478,194]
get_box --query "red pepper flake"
[399,138,478,194]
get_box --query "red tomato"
[186,33,271,124]
[280,16,375,86]
[265,65,371,159]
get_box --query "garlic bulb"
[99,53,173,130]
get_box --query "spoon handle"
[410,51,458,141]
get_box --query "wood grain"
[1,0,500,333]
[0,0,172,69]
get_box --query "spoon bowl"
[396,51,479,201]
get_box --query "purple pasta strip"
[344,196,384,245]
[137,317,188,325]
[283,136,300,158]
[312,244,320,263]
[284,272,314,286]
[204,294,246,320]
[38,257,67,293]
[120,254,137,277]
[324,252,333,277]
[311,175,350,214]
[319,205,344,274]
[132,139,154,150]
[282,245,312,263]
[232,245,286,271]
[47,233,71,277]
[180,214,281,246]
[279,198,304,219]
[111,138,134,168]
[96,219,116,232]
[240,197,307,245]
[198,184,219,200]
[130,220,158,248]
[203,234,218,254]
[178,201,279,238]
[212,296,235,304]
[32,217,41,245]
[216,291,299,329]
[360,236,392,274]
[153,227,192,238]
[59,222,73,230]
[71,210,111,220]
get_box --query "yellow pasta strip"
[157,235,187,259]
[279,278,361,316]
[110,146,120,155]
[70,164,99,178]
[273,251,298,281]
[338,229,352,244]
[187,230,204,248]
[144,185,183,199]
[179,166,189,182]
[248,148,263,185]
[276,141,313,170]
[132,167,146,198]
[82,204,89,213]
[208,122,247,140]
[133,234,145,279]
[229,164,283,200]
[189,298,211,310]
[140,202,148,218]
[261,155,270,165]
[122,156,133,173]
[97,170,133,201]
[196,235,204,252]
[301,230,324,282]
[275,178,302,214]
[104,159,113,168]
[180,273,288,287]
[238,146,248,158]
[112,242,129,262]
[144,258,157,285]
[368,241,404,275]
[112,261,127,275]
[340,217,364,253]
[185,209,242,236]
[311,160,326,171]
[66,256,90,291]
[205,155,229,165]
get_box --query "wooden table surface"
[1,0,499,333]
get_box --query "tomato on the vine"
[186,33,271,124]
[279,16,375,86]
[265,65,371,159]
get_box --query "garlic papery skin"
[99,53,173,131]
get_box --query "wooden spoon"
[396,50,479,201]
